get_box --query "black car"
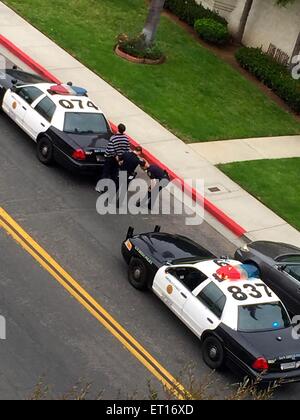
[235,241,300,316]
[122,228,300,385]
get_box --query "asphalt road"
[0,113,299,400]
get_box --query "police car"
[122,227,300,384]
[1,79,112,173]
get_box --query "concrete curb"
[0,35,246,237]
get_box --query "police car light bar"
[48,84,88,97]
[215,263,260,281]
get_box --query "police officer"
[139,162,170,210]
[117,146,144,190]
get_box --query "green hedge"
[164,0,227,26]
[236,47,300,113]
[194,18,230,45]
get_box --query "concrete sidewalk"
[0,2,299,246]
[191,136,300,165]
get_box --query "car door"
[281,264,300,315]
[3,89,27,124]
[268,256,300,314]
[152,266,194,317]
[22,96,56,141]
[182,281,225,338]
[3,86,44,131]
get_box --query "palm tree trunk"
[236,0,254,44]
[142,0,165,46]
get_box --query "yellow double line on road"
[0,207,189,399]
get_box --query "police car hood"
[240,327,300,362]
[64,131,110,151]
[132,233,215,266]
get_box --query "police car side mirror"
[278,264,287,272]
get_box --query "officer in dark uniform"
[139,162,170,210]
[118,146,144,189]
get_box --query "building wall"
[198,0,238,19]
[228,0,300,60]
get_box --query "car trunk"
[240,328,300,374]
[67,132,110,164]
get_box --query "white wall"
[198,0,238,19]
[228,0,300,59]
[198,0,299,60]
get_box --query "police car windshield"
[64,112,109,135]
[238,302,290,332]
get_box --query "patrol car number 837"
[122,227,300,384]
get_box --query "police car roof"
[194,259,280,305]
[24,83,104,113]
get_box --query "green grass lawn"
[219,158,300,231]
[4,0,300,142]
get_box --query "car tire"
[202,336,225,370]
[37,137,54,165]
[128,258,148,291]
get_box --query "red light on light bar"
[216,265,242,281]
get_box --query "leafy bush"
[164,0,227,26]
[117,34,163,61]
[236,47,300,113]
[194,18,230,45]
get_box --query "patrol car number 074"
[1,81,112,174]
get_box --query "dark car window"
[238,303,290,332]
[35,97,56,122]
[64,112,109,134]
[276,255,300,263]
[284,265,300,282]
[16,86,43,105]
[6,69,45,84]
[166,267,208,291]
[198,283,226,318]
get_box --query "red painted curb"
[0,35,61,84]
[0,35,246,237]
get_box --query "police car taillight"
[72,149,86,160]
[252,357,269,372]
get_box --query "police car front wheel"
[128,258,148,291]
[202,336,225,370]
[37,137,54,165]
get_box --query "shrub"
[194,18,230,45]
[236,47,300,113]
[164,0,227,26]
[117,34,164,61]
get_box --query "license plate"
[96,155,104,162]
[281,362,297,371]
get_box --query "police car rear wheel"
[202,336,225,370]
[37,137,53,165]
[128,258,148,291]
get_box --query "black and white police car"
[1,76,112,173]
[122,227,300,384]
